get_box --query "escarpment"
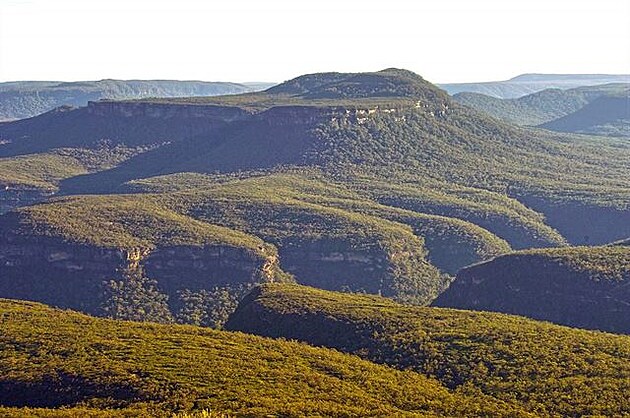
[277,237,442,303]
[1,68,629,332]
[0,210,286,324]
[433,246,630,333]
[86,100,253,121]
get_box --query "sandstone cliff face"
[279,240,387,295]
[0,232,280,317]
[87,100,253,121]
[143,245,278,295]
[432,252,630,334]
[275,237,443,305]
[87,100,411,128]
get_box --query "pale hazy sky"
[0,0,629,84]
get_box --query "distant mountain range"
[453,83,630,137]
[439,73,630,98]
[0,79,275,121]
[3,74,627,121]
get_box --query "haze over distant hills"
[439,73,630,98]
[3,73,628,122]
[453,83,630,137]
[0,79,275,121]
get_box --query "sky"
[0,0,629,84]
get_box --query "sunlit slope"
[227,283,630,417]
[0,298,530,417]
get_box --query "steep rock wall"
[87,100,253,121]
[0,233,280,317]
[432,252,630,334]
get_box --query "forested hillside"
[1,298,531,417]
[433,244,630,333]
[0,68,629,328]
[453,83,630,137]
[227,283,630,417]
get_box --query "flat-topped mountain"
[266,68,447,100]
[0,79,273,121]
[2,69,627,241]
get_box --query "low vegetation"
[0,146,148,190]
[227,283,630,417]
[8,194,267,251]
[0,298,532,417]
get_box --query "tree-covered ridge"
[335,170,566,249]
[226,283,630,417]
[126,171,512,271]
[3,173,446,304]
[509,245,630,280]
[454,83,630,136]
[0,298,532,417]
[0,145,152,190]
[540,94,630,137]
[433,245,630,333]
[0,192,294,326]
[454,83,627,124]
[6,195,269,252]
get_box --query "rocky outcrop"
[0,233,281,317]
[143,245,278,295]
[275,237,444,305]
[87,100,253,121]
[279,240,387,295]
[87,100,407,127]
